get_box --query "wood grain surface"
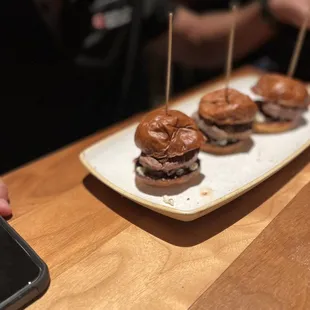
[191,182,310,310]
[3,67,310,309]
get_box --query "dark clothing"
[0,0,176,173]
[263,26,310,80]
[184,0,250,10]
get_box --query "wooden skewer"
[165,13,173,115]
[288,14,309,77]
[225,3,238,101]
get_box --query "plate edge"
[79,140,310,221]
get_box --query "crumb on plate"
[200,187,213,196]
[163,195,174,207]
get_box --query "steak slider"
[252,74,309,133]
[194,88,257,155]
[135,109,204,187]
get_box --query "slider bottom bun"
[253,120,298,133]
[135,167,201,188]
[201,139,251,155]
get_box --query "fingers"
[269,0,310,29]
[293,2,310,28]
[0,179,11,216]
[0,179,9,201]
[0,199,12,217]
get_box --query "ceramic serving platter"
[80,74,310,221]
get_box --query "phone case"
[0,217,50,310]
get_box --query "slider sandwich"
[194,88,258,155]
[252,74,309,133]
[135,109,204,187]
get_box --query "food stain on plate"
[200,187,213,197]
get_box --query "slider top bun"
[135,109,204,159]
[199,88,257,125]
[252,74,309,108]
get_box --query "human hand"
[269,0,310,28]
[0,179,11,217]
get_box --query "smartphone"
[0,217,50,310]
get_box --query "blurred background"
[1,0,310,174]
[147,0,310,106]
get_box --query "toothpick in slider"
[288,13,309,77]
[225,3,238,101]
[165,13,173,115]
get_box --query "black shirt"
[0,0,176,173]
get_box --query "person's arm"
[182,2,274,68]
[150,2,274,69]
[0,180,11,217]
[150,0,310,69]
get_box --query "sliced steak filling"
[255,100,306,122]
[194,113,252,147]
[136,150,200,180]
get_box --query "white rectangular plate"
[80,74,310,221]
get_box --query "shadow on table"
[83,148,309,247]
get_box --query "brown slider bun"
[253,120,298,134]
[199,88,258,125]
[200,139,250,155]
[196,88,257,155]
[135,167,201,188]
[135,109,204,159]
[252,73,308,108]
[135,109,204,187]
[252,74,309,134]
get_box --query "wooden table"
[191,182,310,309]
[4,67,310,309]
